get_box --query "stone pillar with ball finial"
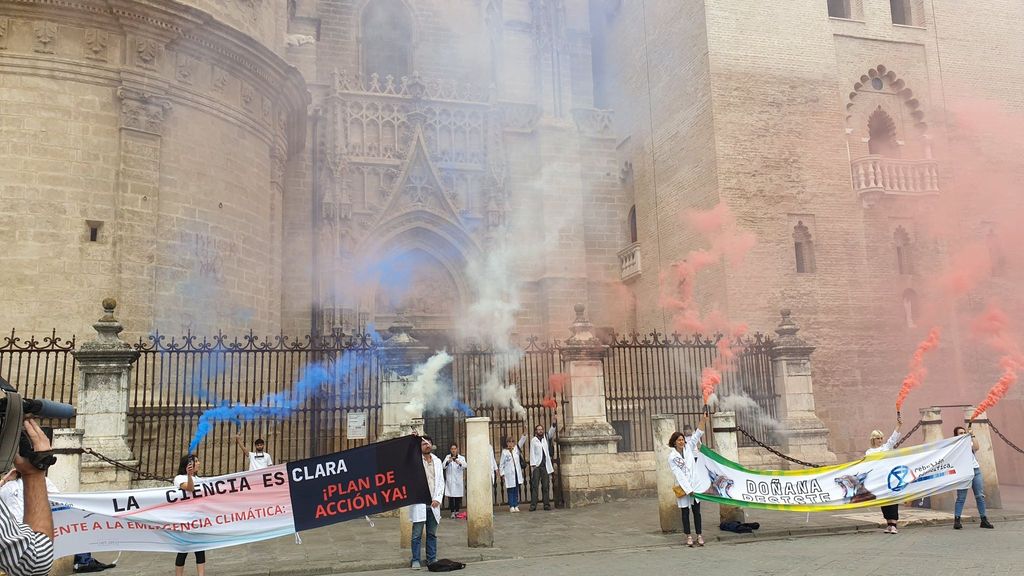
[771,309,837,468]
[73,299,141,490]
[556,303,621,507]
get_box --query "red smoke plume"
[541,397,558,410]
[895,327,941,411]
[660,203,755,403]
[969,306,1023,420]
[548,373,567,395]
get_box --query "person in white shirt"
[442,444,467,519]
[519,418,556,511]
[172,454,206,576]
[234,434,273,471]
[499,436,525,512]
[667,413,709,547]
[951,426,994,530]
[866,416,903,534]
[409,436,445,570]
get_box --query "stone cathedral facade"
[2,1,1024,482]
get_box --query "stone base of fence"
[559,447,657,507]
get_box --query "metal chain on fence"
[52,447,173,484]
[988,420,1024,455]
[735,426,822,468]
[893,420,923,448]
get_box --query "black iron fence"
[0,330,77,429]
[0,328,780,491]
[604,332,778,451]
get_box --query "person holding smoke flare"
[951,425,994,530]
[172,454,206,576]
[667,412,709,547]
[866,416,903,534]
[442,443,467,519]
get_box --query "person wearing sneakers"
[667,412,709,547]
[952,426,994,530]
[866,416,903,534]
[499,436,525,512]
[409,436,445,571]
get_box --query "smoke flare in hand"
[895,327,942,411]
[969,305,1022,420]
[972,355,1020,420]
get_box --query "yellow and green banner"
[690,435,974,511]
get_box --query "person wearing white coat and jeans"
[667,413,709,547]
[410,436,445,570]
[499,436,525,512]
[519,418,557,511]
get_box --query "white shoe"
[411,560,422,570]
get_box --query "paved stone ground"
[341,519,1024,576]
[105,486,1024,575]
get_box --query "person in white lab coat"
[519,418,557,511]
[867,416,903,534]
[499,436,525,512]
[409,436,445,570]
[667,413,709,547]
[442,443,467,518]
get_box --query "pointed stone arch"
[867,106,899,157]
[846,64,927,134]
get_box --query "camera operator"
[0,417,54,576]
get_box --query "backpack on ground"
[428,559,466,572]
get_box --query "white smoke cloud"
[405,351,454,416]
[709,392,787,434]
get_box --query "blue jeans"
[507,486,519,508]
[411,511,438,565]
[954,467,987,517]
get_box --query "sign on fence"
[346,411,368,440]
[51,436,428,556]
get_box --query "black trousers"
[881,504,899,522]
[681,502,702,535]
[530,467,551,508]
[175,551,206,567]
[448,496,462,514]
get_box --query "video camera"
[0,376,76,473]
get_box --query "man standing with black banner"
[409,436,444,570]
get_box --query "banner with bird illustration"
[690,435,974,512]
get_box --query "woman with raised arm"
[172,454,206,576]
[866,416,903,534]
[667,412,709,547]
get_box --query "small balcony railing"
[618,243,641,282]
[851,155,939,206]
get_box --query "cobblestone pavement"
[107,486,1024,575]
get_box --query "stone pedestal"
[711,411,745,524]
[466,417,493,547]
[965,407,1001,509]
[556,305,621,508]
[771,310,837,468]
[652,415,682,532]
[377,314,430,549]
[73,299,139,491]
[919,407,954,512]
[50,428,83,493]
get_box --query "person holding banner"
[951,426,994,530]
[410,436,445,570]
[442,444,467,519]
[866,417,903,534]
[499,436,525,512]
[172,455,207,576]
[667,413,709,547]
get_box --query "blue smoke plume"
[452,400,475,416]
[187,358,361,454]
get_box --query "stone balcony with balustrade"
[618,242,641,282]
[851,155,940,207]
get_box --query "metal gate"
[127,331,383,481]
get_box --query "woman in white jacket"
[667,413,709,547]
[442,443,467,519]
[498,436,525,512]
[867,417,903,534]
